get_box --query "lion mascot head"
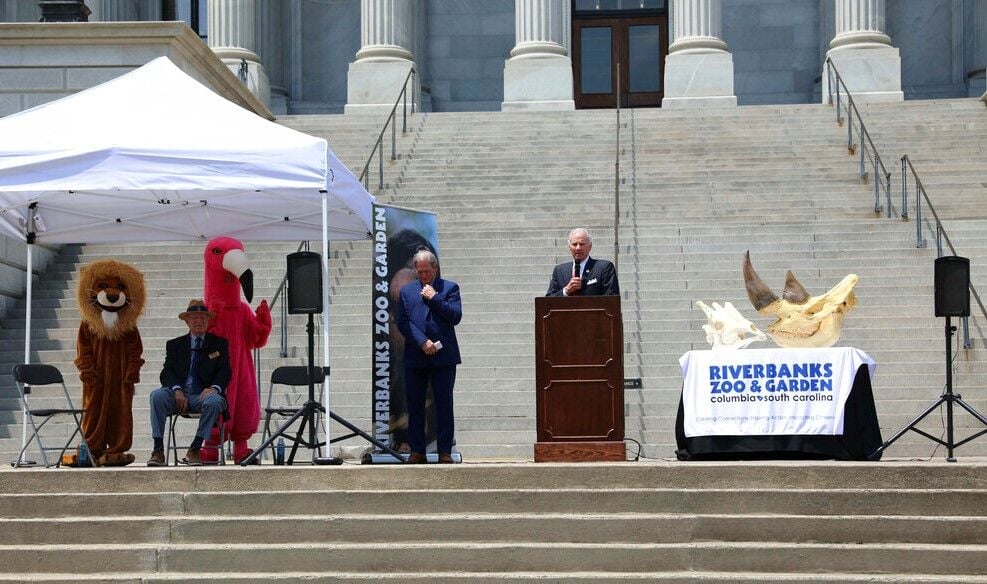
[76,259,147,341]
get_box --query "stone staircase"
[2,100,987,463]
[0,462,986,582]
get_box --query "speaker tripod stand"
[240,313,406,465]
[870,317,987,461]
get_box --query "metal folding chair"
[261,365,326,463]
[11,364,88,468]
[165,409,226,466]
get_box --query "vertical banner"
[371,204,439,453]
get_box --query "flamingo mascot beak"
[222,248,254,303]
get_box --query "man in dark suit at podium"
[546,228,620,297]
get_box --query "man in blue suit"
[395,249,463,464]
[546,228,620,297]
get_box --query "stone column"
[208,0,271,107]
[345,0,420,114]
[502,0,573,110]
[823,0,902,103]
[663,0,736,108]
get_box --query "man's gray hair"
[568,228,592,244]
[413,249,439,268]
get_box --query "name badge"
[209,351,220,359]
[587,278,598,285]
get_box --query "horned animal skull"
[696,301,767,350]
[743,251,859,349]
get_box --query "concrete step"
[0,462,986,580]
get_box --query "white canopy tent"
[0,57,374,460]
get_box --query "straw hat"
[178,299,215,321]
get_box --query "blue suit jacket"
[396,277,463,368]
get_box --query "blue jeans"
[149,386,225,442]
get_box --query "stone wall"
[724,0,822,105]
[4,0,981,112]
[425,0,514,112]
[289,0,360,115]
[888,0,968,99]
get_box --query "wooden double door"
[573,15,668,108]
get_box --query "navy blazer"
[159,332,232,394]
[546,256,620,297]
[396,277,463,368]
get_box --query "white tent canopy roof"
[0,57,373,243]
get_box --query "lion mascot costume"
[74,259,146,466]
[202,236,272,463]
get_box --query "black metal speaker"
[934,256,970,317]
[287,251,323,315]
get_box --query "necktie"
[188,336,202,392]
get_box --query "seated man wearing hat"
[147,300,231,466]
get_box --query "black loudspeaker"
[934,256,970,317]
[287,251,323,314]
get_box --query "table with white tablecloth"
[674,347,882,460]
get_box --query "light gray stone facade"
[0,0,983,110]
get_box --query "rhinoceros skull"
[742,251,859,349]
[696,300,767,350]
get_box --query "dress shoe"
[183,448,202,466]
[406,452,427,464]
[146,450,166,467]
[438,452,455,464]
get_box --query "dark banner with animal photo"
[371,204,439,454]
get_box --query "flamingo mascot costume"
[202,236,272,463]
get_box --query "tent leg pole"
[315,191,340,464]
[18,241,33,465]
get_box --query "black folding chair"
[12,364,88,468]
[261,365,326,463]
[166,408,227,466]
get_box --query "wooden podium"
[534,295,625,462]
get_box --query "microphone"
[573,260,581,279]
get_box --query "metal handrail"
[902,154,986,348]
[614,63,621,273]
[826,60,982,349]
[358,66,418,193]
[825,58,894,217]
